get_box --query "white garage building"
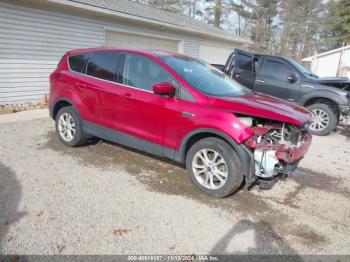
[0,0,251,105]
[302,45,350,78]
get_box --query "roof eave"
[302,57,313,62]
[47,0,252,45]
[302,45,350,60]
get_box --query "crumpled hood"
[314,76,350,84]
[310,76,350,92]
[210,92,313,126]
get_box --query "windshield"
[287,58,319,78]
[160,56,250,97]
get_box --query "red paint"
[244,125,312,163]
[244,125,279,149]
[275,133,312,163]
[209,93,312,126]
[152,82,176,96]
[49,48,313,153]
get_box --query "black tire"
[307,103,337,136]
[55,106,87,147]
[185,137,244,198]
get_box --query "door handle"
[74,82,86,88]
[125,93,132,100]
[256,79,265,83]
[234,74,241,79]
[182,111,195,118]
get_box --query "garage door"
[199,42,234,65]
[105,30,180,53]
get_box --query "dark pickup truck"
[221,49,350,135]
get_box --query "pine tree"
[326,0,350,48]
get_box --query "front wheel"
[185,137,244,198]
[307,103,337,136]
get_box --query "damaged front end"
[243,119,312,189]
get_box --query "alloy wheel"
[58,113,76,142]
[310,109,330,132]
[192,149,228,190]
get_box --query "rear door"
[254,58,301,102]
[231,50,255,89]
[65,53,95,122]
[82,52,125,129]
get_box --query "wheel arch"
[175,128,254,178]
[303,96,340,116]
[50,98,78,119]
[300,90,344,114]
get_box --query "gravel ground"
[0,109,349,255]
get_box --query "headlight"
[237,116,253,127]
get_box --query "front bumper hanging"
[244,129,312,190]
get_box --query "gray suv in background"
[222,49,350,136]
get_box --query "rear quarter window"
[68,54,88,73]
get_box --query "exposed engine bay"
[242,117,312,189]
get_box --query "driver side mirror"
[287,73,298,83]
[152,82,176,97]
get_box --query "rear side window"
[224,52,234,73]
[237,53,253,72]
[68,54,88,73]
[86,52,120,82]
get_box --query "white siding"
[0,1,104,104]
[183,39,200,58]
[0,1,228,105]
[310,47,350,78]
[105,30,180,52]
[199,41,234,64]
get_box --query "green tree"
[247,0,278,52]
[201,0,225,28]
[324,0,350,48]
[278,0,325,59]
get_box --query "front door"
[254,58,300,102]
[118,53,182,155]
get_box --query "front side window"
[86,52,120,82]
[68,54,88,73]
[286,58,318,78]
[262,60,290,81]
[161,56,250,97]
[123,54,176,91]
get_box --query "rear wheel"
[186,137,243,198]
[55,106,87,147]
[307,103,337,136]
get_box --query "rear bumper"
[275,133,312,163]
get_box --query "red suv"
[49,48,312,197]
